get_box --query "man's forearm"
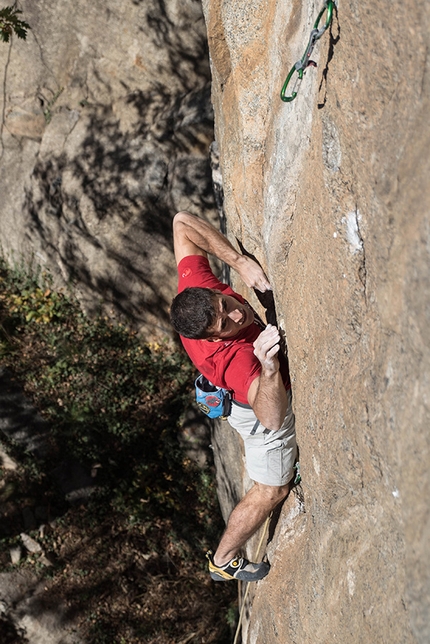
[173,212,271,292]
[174,212,244,270]
[251,371,288,431]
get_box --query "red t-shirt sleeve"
[178,255,224,292]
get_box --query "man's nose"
[228,308,242,323]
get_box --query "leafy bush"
[0,256,236,643]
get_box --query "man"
[170,211,297,582]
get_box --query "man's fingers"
[266,343,280,358]
[261,324,280,344]
[253,324,279,344]
[253,324,281,360]
[246,276,271,292]
[254,341,280,360]
[255,279,272,293]
[254,272,272,292]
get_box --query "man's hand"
[248,324,287,430]
[236,256,272,293]
[253,324,281,375]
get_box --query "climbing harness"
[280,0,334,102]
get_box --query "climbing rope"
[280,0,334,102]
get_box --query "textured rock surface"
[0,570,82,644]
[202,0,430,642]
[0,0,216,335]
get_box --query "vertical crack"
[354,207,367,292]
[0,37,13,160]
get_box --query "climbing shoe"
[206,550,270,582]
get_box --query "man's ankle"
[213,552,235,567]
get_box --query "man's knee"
[254,481,290,505]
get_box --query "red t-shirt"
[177,255,290,404]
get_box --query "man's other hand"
[236,256,272,292]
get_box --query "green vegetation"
[42,87,64,124]
[0,257,236,643]
[0,6,30,42]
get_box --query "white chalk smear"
[347,569,356,597]
[344,210,363,253]
[312,454,320,476]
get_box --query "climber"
[170,211,297,582]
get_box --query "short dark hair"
[170,287,218,339]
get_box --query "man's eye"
[222,299,227,312]
[221,319,227,330]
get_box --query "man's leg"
[214,481,290,566]
[209,392,297,578]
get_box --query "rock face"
[202,0,430,642]
[1,0,429,643]
[0,0,216,335]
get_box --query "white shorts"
[227,391,297,487]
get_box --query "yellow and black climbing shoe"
[206,550,270,582]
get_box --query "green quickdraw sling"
[281,0,334,102]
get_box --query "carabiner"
[280,0,335,103]
[315,0,334,34]
[280,62,304,103]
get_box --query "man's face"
[206,291,255,340]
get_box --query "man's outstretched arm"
[173,211,271,292]
[247,324,288,431]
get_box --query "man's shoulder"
[177,254,210,274]
[178,254,235,296]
